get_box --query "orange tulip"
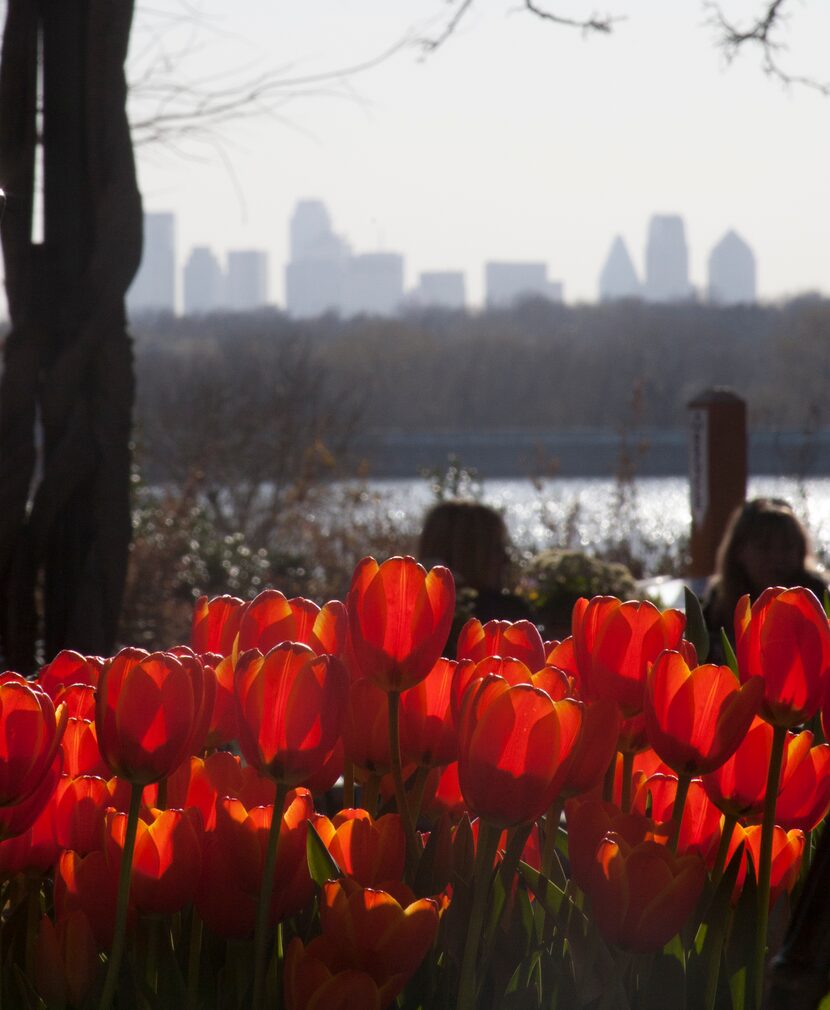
[285,937,383,1010]
[237,589,347,656]
[774,735,830,832]
[644,651,763,775]
[736,586,830,727]
[347,556,455,691]
[457,675,564,828]
[95,649,203,785]
[631,773,722,862]
[701,716,782,820]
[313,877,441,1003]
[0,674,67,807]
[399,657,458,768]
[315,809,406,888]
[235,642,348,787]
[191,593,245,656]
[457,618,546,672]
[588,834,706,952]
[571,596,685,716]
[745,824,805,908]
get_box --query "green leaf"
[684,586,710,663]
[721,629,739,678]
[306,819,341,886]
[414,810,451,897]
[517,861,566,918]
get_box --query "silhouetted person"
[703,498,827,658]
[418,501,530,635]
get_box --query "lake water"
[350,475,830,574]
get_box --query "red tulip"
[736,586,830,727]
[632,774,722,862]
[54,775,110,855]
[400,657,458,768]
[745,824,805,908]
[315,809,406,888]
[458,675,563,828]
[238,590,347,656]
[774,735,830,832]
[347,556,455,691]
[54,849,122,949]
[572,596,685,715]
[0,752,62,844]
[235,642,348,787]
[644,652,763,775]
[37,650,102,699]
[343,678,393,775]
[587,834,706,952]
[95,649,203,785]
[564,798,655,893]
[107,806,202,915]
[551,697,621,799]
[457,618,546,672]
[701,716,782,820]
[0,675,67,807]
[191,594,245,656]
[285,938,383,1010]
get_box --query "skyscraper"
[412,271,466,309]
[484,262,562,308]
[344,253,405,315]
[183,246,224,314]
[598,236,641,300]
[226,250,269,310]
[644,215,692,302]
[707,230,756,304]
[285,199,351,317]
[128,211,176,314]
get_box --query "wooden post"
[687,388,747,579]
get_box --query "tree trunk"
[0,0,141,671]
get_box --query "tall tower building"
[183,246,224,314]
[598,236,641,300]
[128,211,176,314]
[413,271,467,309]
[707,230,756,304]
[485,262,562,307]
[285,199,351,317]
[644,215,691,302]
[344,253,405,315]
[226,250,269,310]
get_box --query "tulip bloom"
[191,594,245,656]
[458,675,564,828]
[644,651,763,775]
[35,912,99,1009]
[564,799,655,893]
[736,586,830,727]
[95,649,203,785]
[0,675,67,807]
[774,736,830,832]
[551,697,621,799]
[400,658,458,768]
[36,650,102,699]
[347,556,455,691]
[54,775,110,855]
[235,642,348,787]
[456,618,546,672]
[701,716,782,820]
[315,809,406,888]
[572,596,685,715]
[588,834,706,952]
[285,939,383,1010]
[237,590,347,656]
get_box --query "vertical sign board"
[687,390,747,579]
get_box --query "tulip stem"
[668,772,692,853]
[711,814,738,888]
[621,750,634,813]
[388,690,421,875]
[342,760,354,810]
[252,781,288,1010]
[99,781,143,1010]
[753,723,787,1010]
[186,909,203,1010]
[408,765,429,827]
[458,819,501,1010]
[539,799,565,941]
[363,773,380,819]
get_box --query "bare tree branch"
[708,0,830,96]
[420,0,617,51]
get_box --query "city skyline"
[134,202,759,316]
[127,2,830,309]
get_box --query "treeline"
[133,295,830,448]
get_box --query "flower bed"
[1,556,829,1009]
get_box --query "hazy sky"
[130,0,830,307]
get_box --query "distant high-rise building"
[128,211,176,314]
[485,262,563,308]
[344,253,405,315]
[290,199,350,263]
[286,199,352,317]
[599,236,641,300]
[644,215,692,302]
[226,250,269,310]
[412,271,466,309]
[707,230,756,304]
[183,246,224,314]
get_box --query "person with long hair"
[703,497,827,650]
